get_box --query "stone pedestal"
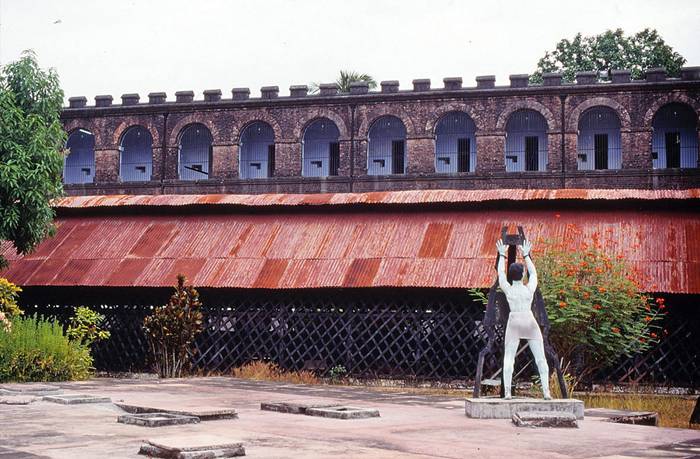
[465,397,584,419]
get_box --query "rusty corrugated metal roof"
[51,188,700,210]
[2,207,698,293]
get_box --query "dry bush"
[232,361,319,385]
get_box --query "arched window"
[178,124,213,180]
[367,116,406,175]
[505,110,548,172]
[302,118,341,177]
[577,107,622,170]
[119,126,153,182]
[240,121,275,179]
[435,112,476,173]
[652,103,698,169]
[64,129,95,184]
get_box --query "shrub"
[0,277,22,332]
[0,314,92,382]
[143,274,204,378]
[67,306,110,347]
[534,227,665,386]
[329,364,348,382]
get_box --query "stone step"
[512,411,579,428]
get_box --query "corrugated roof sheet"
[2,207,699,293]
[51,188,700,210]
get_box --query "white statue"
[496,238,551,400]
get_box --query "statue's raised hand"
[519,239,532,257]
[496,239,507,256]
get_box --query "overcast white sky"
[1,0,698,103]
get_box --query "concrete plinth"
[139,435,245,458]
[43,394,111,404]
[118,412,200,427]
[465,397,584,419]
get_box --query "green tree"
[311,70,378,94]
[0,50,66,269]
[530,29,686,83]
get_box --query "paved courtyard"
[1,377,698,458]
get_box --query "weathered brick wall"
[62,70,700,195]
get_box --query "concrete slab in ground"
[117,412,200,427]
[305,406,380,420]
[43,394,111,404]
[585,407,659,426]
[140,435,245,458]
[0,383,61,396]
[465,396,585,419]
[116,402,237,420]
[0,396,36,405]
[260,401,341,415]
[0,377,698,458]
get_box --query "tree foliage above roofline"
[0,50,66,269]
[530,28,686,84]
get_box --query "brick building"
[61,68,700,195]
[2,68,700,385]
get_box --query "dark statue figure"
[473,226,568,399]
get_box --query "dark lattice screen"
[19,287,700,387]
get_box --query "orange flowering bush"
[534,225,665,384]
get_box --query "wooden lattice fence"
[19,288,699,388]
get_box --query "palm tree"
[310,70,378,94]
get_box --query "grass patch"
[232,361,319,385]
[578,393,698,430]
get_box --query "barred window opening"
[368,116,407,175]
[505,110,548,172]
[64,130,95,184]
[179,124,213,180]
[577,106,622,170]
[120,126,153,182]
[435,111,476,173]
[302,118,341,177]
[240,122,275,179]
[652,103,698,169]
